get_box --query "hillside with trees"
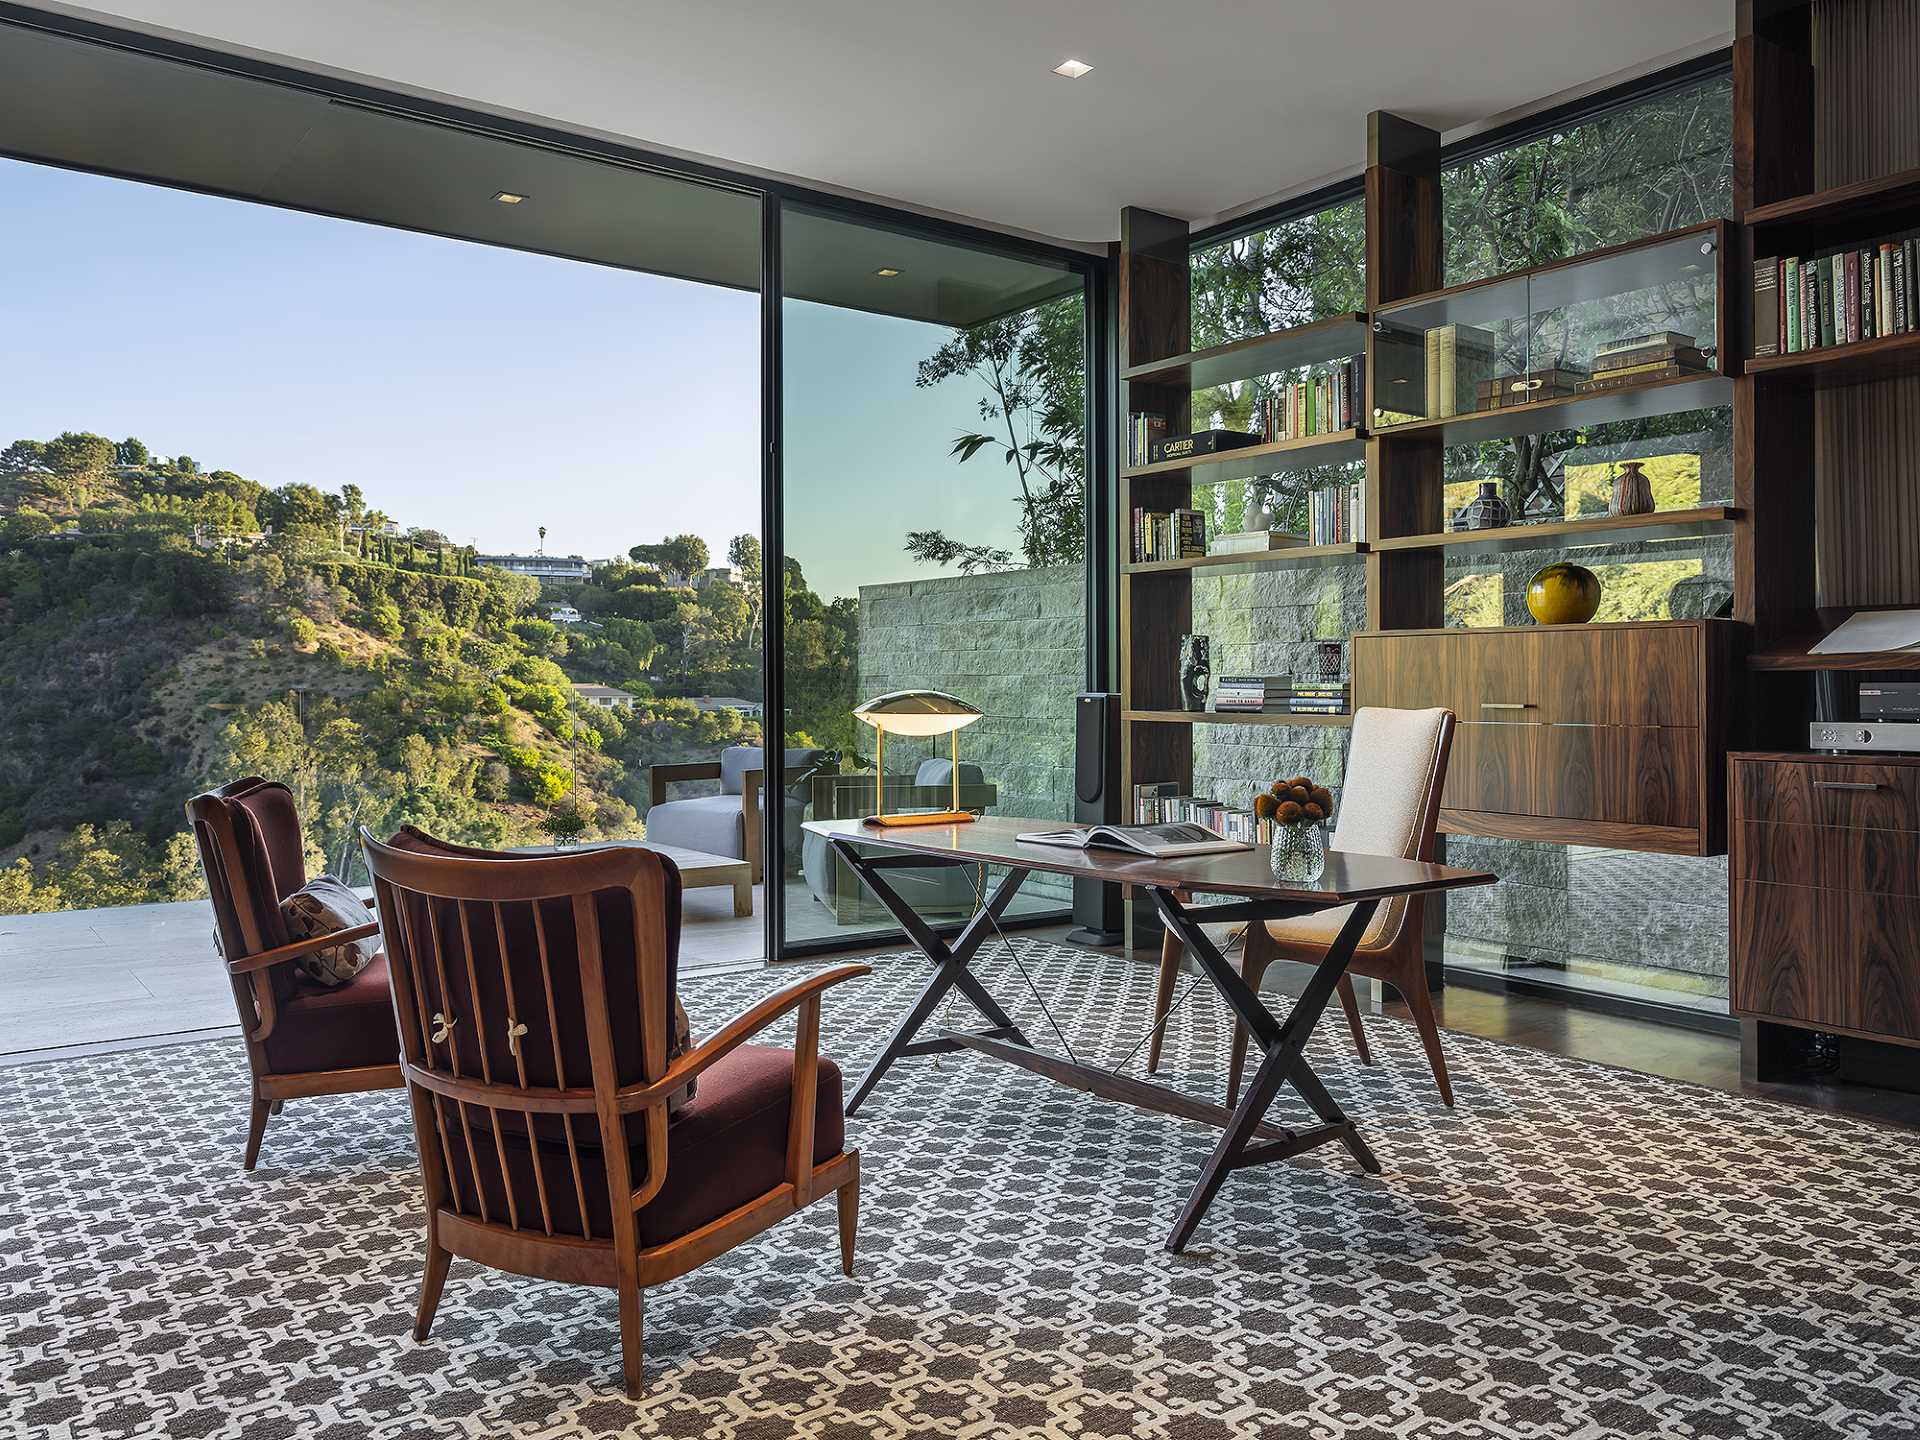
[0,432,851,913]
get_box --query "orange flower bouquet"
[1254,775,1335,880]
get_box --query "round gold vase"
[1526,562,1601,625]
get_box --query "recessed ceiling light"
[493,190,528,205]
[874,267,901,278]
[1052,58,1092,79]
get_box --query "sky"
[0,156,1045,602]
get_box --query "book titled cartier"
[1147,429,1261,465]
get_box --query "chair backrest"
[1331,706,1455,948]
[362,828,683,1244]
[185,777,311,1007]
[719,745,825,796]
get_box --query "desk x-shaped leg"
[832,838,1033,1116]
[1151,886,1380,1253]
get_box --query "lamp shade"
[852,689,983,737]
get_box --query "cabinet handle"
[1479,702,1535,710]
[1813,780,1883,792]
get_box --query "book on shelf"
[1261,356,1365,442]
[1754,238,1920,358]
[1131,781,1180,825]
[1424,323,1496,418]
[1308,482,1365,545]
[1595,331,1696,357]
[1591,342,1709,375]
[1475,367,1589,409]
[1753,256,1780,358]
[1209,530,1310,555]
[1129,506,1206,563]
[1127,411,1168,467]
[1148,428,1260,465]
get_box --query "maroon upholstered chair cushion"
[262,954,400,1074]
[442,1042,844,1245]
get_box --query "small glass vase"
[1269,821,1328,883]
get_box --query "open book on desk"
[1015,823,1253,858]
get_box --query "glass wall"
[0,26,771,1056]
[779,204,1088,948]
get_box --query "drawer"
[1540,627,1699,728]
[1353,632,1455,712]
[1537,725,1700,829]
[1736,820,1920,898]
[1733,760,1920,832]
[1731,880,1845,1029]
[1447,720,1535,816]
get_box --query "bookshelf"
[1367,505,1738,557]
[1123,541,1364,575]
[1121,428,1367,483]
[1122,312,1369,389]
[1124,709,1353,728]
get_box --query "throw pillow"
[280,874,380,987]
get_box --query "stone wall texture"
[858,566,1083,900]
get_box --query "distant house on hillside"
[691,694,764,719]
[474,552,593,584]
[693,564,743,589]
[547,604,584,624]
[570,682,636,710]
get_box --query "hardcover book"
[1752,257,1779,358]
[1148,429,1261,464]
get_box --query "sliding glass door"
[775,203,1092,951]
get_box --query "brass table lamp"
[853,689,984,826]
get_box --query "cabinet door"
[1536,725,1700,828]
[1732,880,1841,1027]
[1353,633,1456,712]
[1447,720,1537,816]
[1542,625,1699,727]
[1836,889,1920,1041]
[1456,630,1544,724]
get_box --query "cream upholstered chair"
[1147,706,1459,1105]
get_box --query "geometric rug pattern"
[4,939,1919,1439]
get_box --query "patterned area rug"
[4,939,1918,1440]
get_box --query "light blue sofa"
[645,745,827,880]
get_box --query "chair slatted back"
[362,831,681,1243]
[185,777,291,1043]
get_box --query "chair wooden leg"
[1224,946,1276,1110]
[836,1172,859,1276]
[270,1098,285,1116]
[1146,926,1182,1074]
[414,1239,452,1341]
[618,1281,646,1399]
[1336,975,1372,1064]
[243,1091,272,1171]
[1399,971,1455,1108]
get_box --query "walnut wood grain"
[1437,808,1703,855]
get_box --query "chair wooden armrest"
[649,761,721,807]
[620,963,869,1108]
[228,920,382,976]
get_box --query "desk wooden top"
[804,815,1495,904]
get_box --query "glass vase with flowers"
[1254,775,1334,882]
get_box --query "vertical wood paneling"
[1812,0,1920,607]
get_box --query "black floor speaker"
[1066,691,1124,946]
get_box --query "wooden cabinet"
[1351,620,1732,855]
[1730,752,1920,1047]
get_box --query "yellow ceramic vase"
[1526,562,1601,625]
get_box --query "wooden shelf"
[1369,372,1731,447]
[1748,608,1920,671]
[1125,708,1352,728]
[1743,166,1920,246]
[1745,330,1920,387]
[1368,506,1737,557]
[1122,428,1366,483]
[1124,542,1364,575]
[1123,313,1368,390]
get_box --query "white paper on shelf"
[1808,610,1920,654]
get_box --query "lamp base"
[864,810,978,828]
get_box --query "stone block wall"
[859,565,1084,900]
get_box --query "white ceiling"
[21,0,1731,245]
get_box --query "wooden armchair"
[185,778,402,1169]
[361,826,866,1397]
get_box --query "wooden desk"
[806,816,1495,1251]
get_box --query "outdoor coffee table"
[516,840,753,916]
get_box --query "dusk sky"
[0,156,1048,603]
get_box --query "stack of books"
[1283,678,1351,715]
[1127,411,1169,466]
[1475,365,1588,409]
[1213,675,1288,713]
[1423,323,1496,418]
[1261,356,1365,440]
[1755,243,1920,357]
[1130,507,1206,562]
[1132,787,1264,843]
[1308,483,1365,545]
[1574,331,1712,393]
[1132,781,1179,825]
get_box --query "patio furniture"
[645,746,827,884]
[361,826,866,1397]
[801,760,999,924]
[184,777,402,1170]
